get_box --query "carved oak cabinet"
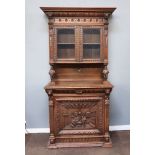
[40,7,116,148]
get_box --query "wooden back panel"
[55,64,102,82]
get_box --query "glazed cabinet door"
[52,27,79,63]
[79,27,104,62]
[53,96,104,136]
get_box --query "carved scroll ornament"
[102,65,109,80]
[49,65,55,81]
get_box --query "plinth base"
[47,138,112,149]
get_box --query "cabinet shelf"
[57,43,75,45]
[83,43,100,45]
[57,44,75,59]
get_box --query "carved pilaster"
[49,64,55,85]
[104,88,111,143]
[48,19,54,61]
[103,14,109,48]
[48,23,53,46]
[49,97,55,144]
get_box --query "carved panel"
[56,136,104,143]
[69,111,96,128]
[59,129,100,135]
[55,97,104,132]
[61,101,97,109]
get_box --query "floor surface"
[25,131,130,155]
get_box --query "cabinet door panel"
[54,97,104,135]
[83,44,100,59]
[57,29,75,43]
[57,44,75,58]
[56,28,76,60]
[82,28,101,61]
[83,29,100,44]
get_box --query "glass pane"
[57,44,75,58]
[83,29,100,59]
[57,29,75,43]
[83,44,100,59]
[57,28,75,59]
[83,29,100,43]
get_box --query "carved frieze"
[56,136,104,143]
[61,102,97,109]
[49,17,104,25]
[59,129,101,135]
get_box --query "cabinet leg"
[49,133,55,144]
[102,132,112,147]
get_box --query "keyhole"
[78,68,81,72]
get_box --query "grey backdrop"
[26,0,130,128]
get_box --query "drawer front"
[53,88,105,94]
[54,96,104,135]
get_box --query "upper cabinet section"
[40,7,116,64]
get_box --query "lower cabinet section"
[48,94,112,148]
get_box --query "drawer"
[52,88,105,94]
